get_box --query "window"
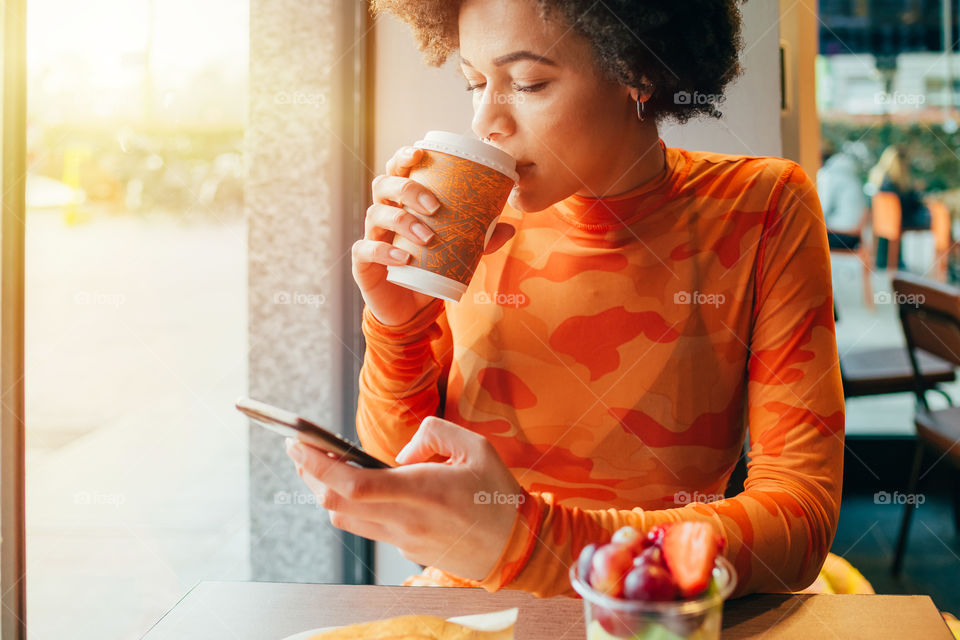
[26,1,249,636]
[818,0,960,435]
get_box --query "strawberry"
[661,521,720,597]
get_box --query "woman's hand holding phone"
[285,416,524,582]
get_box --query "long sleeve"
[472,163,845,598]
[356,297,454,464]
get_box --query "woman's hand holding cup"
[353,144,515,327]
[352,146,444,327]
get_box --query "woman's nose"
[472,88,515,142]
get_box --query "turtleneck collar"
[552,139,682,231]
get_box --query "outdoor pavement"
[25,208,249,639]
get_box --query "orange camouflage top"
[356,138,845,598]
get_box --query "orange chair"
[872,192,952,280]
[828,207,875,310]
[872,191,904,271]
[927,199,952,281]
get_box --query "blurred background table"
[140,581,953,639]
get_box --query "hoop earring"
[636,98,646,122]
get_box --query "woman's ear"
[638,76,655,101]
[628,76,654,104]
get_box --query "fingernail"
[389,248,409,262]
[287,440,305,464]
[412,222,434,242]
[418,193,441,213]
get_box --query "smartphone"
[235,397,391,469]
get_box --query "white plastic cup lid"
[386,264,467,303]
[414,131,519,183]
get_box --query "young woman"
[867,145,932,269]
[285,0,845,599]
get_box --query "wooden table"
[140,581,954,639]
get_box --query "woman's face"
[458,0,644,212]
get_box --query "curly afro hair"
[369,0,747,124]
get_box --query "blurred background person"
[868,145,931,269]
[818,139,868,251]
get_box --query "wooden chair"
[828,207,874,311]
[835,300,955,402]
[840,346,955,400]
[890,272,960,576]
[873,192,952,280]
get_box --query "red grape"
[641,525,667,550]
[623,563,678,602]
[611,526,645,553]
[633,545,664,568]
[589,543,634,597]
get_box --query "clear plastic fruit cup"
[569,556,737,640]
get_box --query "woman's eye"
[514,82,547,93]
[464,82,548,93]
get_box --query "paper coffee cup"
[386,131,518,302]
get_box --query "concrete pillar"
[246,0,364,583]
